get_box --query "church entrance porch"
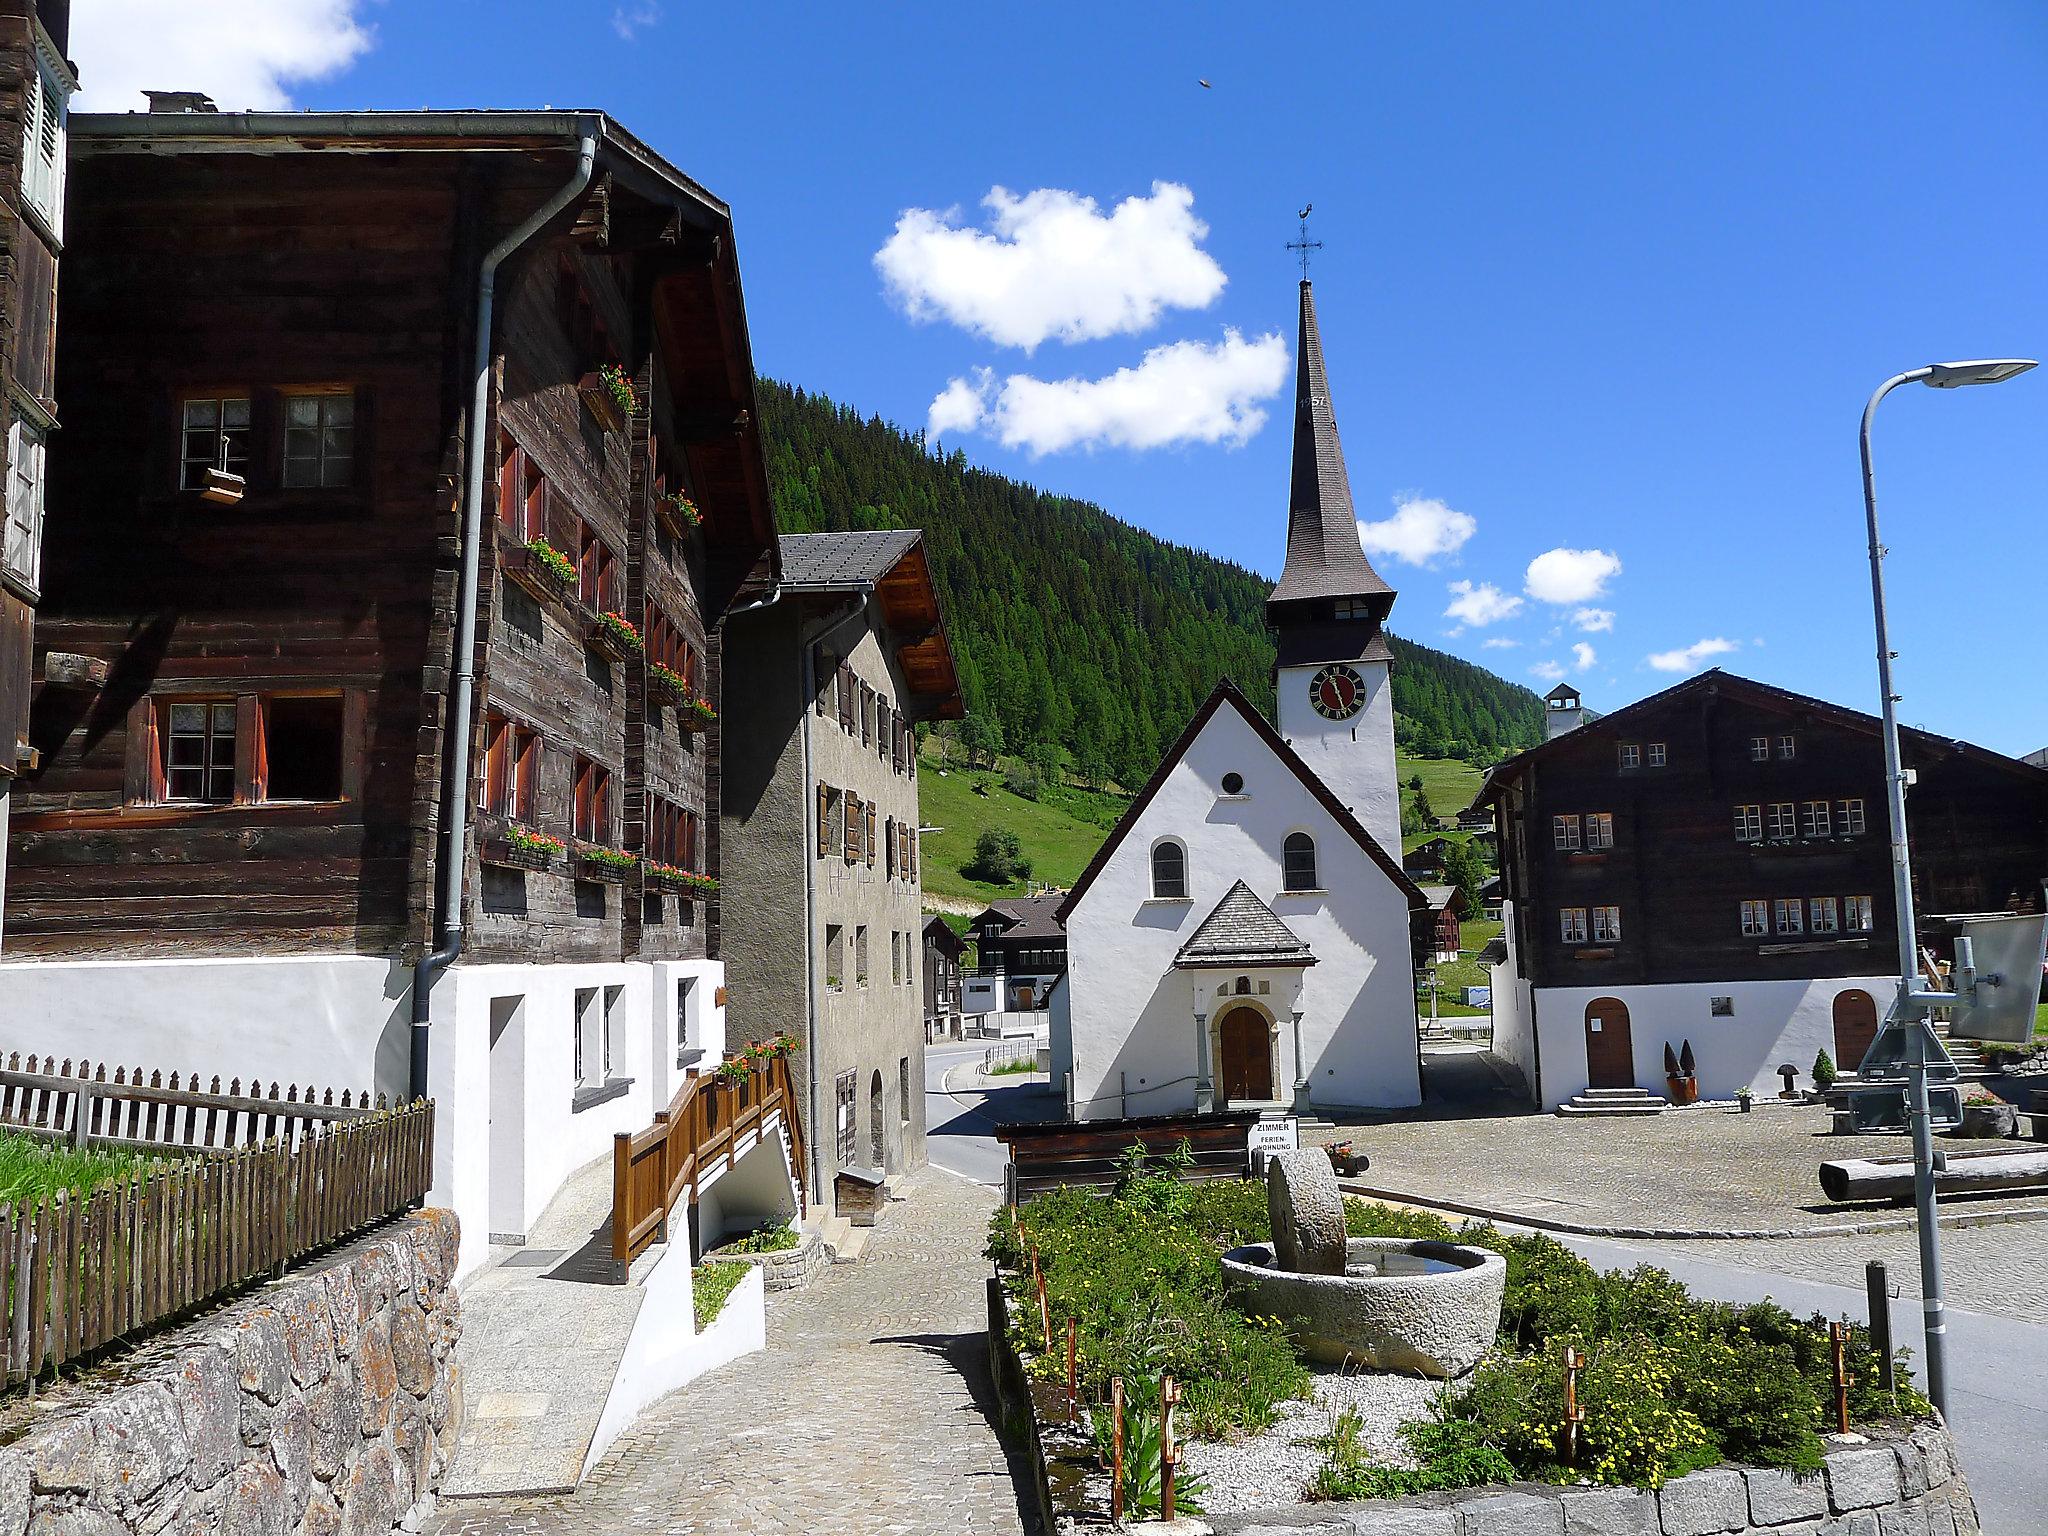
[1218,1005,1275,1103]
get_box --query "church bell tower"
[1267,278,1402,855]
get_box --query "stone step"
[1578,1087,1659,1100]
[1557,1096,1667,1117]
[811,1213,852,1256]
[830,1225,870,1264]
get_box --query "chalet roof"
[922,915,966,958]
[1417,883,1459,912]
[1057,679,1425,922]
[1471,668,2048,811]
[1268,281,1395,610]
[1173,881,1317,969]
[777,531,964,721]
[972,893,1066,941]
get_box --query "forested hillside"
[756,379,1543,787]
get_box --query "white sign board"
[1464,986,1492,1007]
[1948,912,2048,1044]
[1247,1115,1298,1173]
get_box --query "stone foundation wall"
[1207,1425,1979,1536]
[702,1230,828,1292]
[0,1209,464,1536]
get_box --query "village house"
[963,892,1067,1014]
[923,914,966,1042]
[1051,279,1425,1121]
[1476,669,2048,1109]
[719,529,960,1213]
[0,0,69,950]
[1,106,786,1274]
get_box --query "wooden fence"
[996,1109,1260,1202]
[0,1060,433,1389]
[0,1053,385,1151]
[613,1054,806,1270]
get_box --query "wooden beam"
[41,653,108,689]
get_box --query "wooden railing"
[612,1053,806,1269]
[0,1096,434,1388]
[0,1053,384,1152]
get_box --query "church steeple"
[1268,280,1395,623]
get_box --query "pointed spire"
[1269,280,1393,609]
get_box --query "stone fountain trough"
[1222,1149,1505,1377]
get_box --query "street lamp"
[1857,356,2035,1420]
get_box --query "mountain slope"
[756,379,1543,786]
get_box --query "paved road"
[925,1040,1059,1189]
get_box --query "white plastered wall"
[1487,899,1539,1103]
[1064,702,1419,1121]
[1275,656,1400,857]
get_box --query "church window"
[1333,597,1372,621]
[1150,840,1187,900]
[1220,772,1245,796]
[1282,832,1318,891]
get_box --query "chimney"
[1544,684,1584,741]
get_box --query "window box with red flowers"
[579,364,638,434]
[502,537,576,606]
[586,610,644,662]
[481,825,565,872]
[573,844,639,884]
[646,862,717,899]
[647,660,687,708]
[656,489,702,540]
[677,693,717,735]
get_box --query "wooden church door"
[1219,1008,1272,1102]
[1583,997,1635,1089]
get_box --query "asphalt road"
[923,1040,1059,1188]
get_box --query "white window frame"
[1591,905,1621,944]
[1647,742,1667,767]
[1750,736,1770,762]
[1777,734,1797,760]
[1552,814,1582,851]
[20,49,67,234]
[1766,802,1798,841]
[1810,897,1840,934]
[3,418,46,590]
[1617,743,1641,770]
[1845,895,1875,933]
[1801,800,1832,839]
[1585,812,1614,850]
[1559,907,1588,944]
[1734,804,1762,843]
[574,987,602,1088]
[1836,799,1866,836]
[1774,898,1804,936]
[1740,899,1769,938]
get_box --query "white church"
[1048,279,1427,1120]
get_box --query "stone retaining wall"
[0,1209,463,1536]
[702,1229,828,1292]
[1207,1425,1979,1536]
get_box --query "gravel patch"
[1183,1370,1447,1513]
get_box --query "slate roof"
[1173,881,1317,969]
[1268,280,1395,609]
[777,530,923,589]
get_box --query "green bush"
[692,1261,746,1330]
[1345,1199,1458,1242]
[1812,1049,1838,1090]
[1307,1411,1516,1501]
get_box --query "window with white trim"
[1559,907,1588,944]
[1836,798,1866,836]
[3,418,46,588]
[1776,734,1797,760]
[20,53,66,232]
[1845,895,1875,933]
[1591,905,1621,943]
[1801,800,1832,839]
[1811,897,1840,934]
[1585,812,1614,850]
[1740,899,1769,937]
[1750,736,1770,762]
[282,392,356,488]
[1734,804,1762,843]
[1773,898,1804,935]
[1647,742,1667,767]
[1552,814,1582,851]
[1617,743,1641,769]
[1766,802,1798,840]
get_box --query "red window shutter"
[497,443,522,532]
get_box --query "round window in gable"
[1221,772,1245,795]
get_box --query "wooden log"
[1819,1148,2048,1202]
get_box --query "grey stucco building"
[720,531,961,1214]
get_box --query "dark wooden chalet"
[8,109,776,966]
[1473,669,2048,992]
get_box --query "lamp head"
[1921,359,2037,389]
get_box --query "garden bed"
[989,1148,1973,1531]
[701,1222,827,1292]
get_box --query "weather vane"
[1286,204,1322,281]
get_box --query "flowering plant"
[523,537,575,584]
[646,863,717,896]
[593,610,644,653]
[712,1058,751,1085]
[502,826,566,858]
[1963,1090,2004,1107]
[666,490,702,529]
[682,693,718,726]
[576,845,639,872]
[598,362,638,417]
[648,660,688,696]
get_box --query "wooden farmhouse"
[1475,669,2048,1109]
[0,107,798,1275]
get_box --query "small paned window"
[1734,804,1762,842]
[181,397,251,489]
[1647,742,1667,767]
[1282,832,1318,891]
[1740,899,1769,937]
[1766,802,1798,840]
[1552,814,1582,851]
[1559,908,1588,944]
[1776,734,1797,761]
[1585,813,1614,850]
[1151,841,1187,900]
[1617,743,1641,769]
[1801,800,1832,839]
[1811,897,1840,934]
[3,419,46,588]
[1836,799,1866,836]
[1592,905,1621,944]
[1750,736,1770,762]
[1774,898,1804,935]
[1845,895,1875,932]
[164,701,237,804]
[479,713,540,823]
[281,392,355,488]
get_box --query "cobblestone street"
[429,1170,1031,1536]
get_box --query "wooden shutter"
[866,804,877,867]
[844,793,860,863]
[909,827,918,882]
[235,695,267,805]
[124,696,165,805]
[816,783,831,856]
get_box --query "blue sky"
[76,2,2048,751]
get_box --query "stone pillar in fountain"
[1267,1147,1346,1275]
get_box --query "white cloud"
[1571,607,1615,633]
[1525,548,1623,606]
[1572,642,1597,672]
[1443,580,1524,628]
[71,0,373,112]
[1357,496,1476,568]
[1481,637,1520,650]
[926,329,1286,456]
[1646,637,1740,673]
[1530,660,1567,683]
[612,2,662,38]
[875,182,1227,352]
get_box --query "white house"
[1051,277,1426,1120]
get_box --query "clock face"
[1310,664,1366,721]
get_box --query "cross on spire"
[1286,203,1322,281]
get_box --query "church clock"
[1308,664,1366,721]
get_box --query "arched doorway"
[869,1070,885,1169]
[1833,990,1879,1073]
[1218,1007,1273,1103]
[1583,997,1635,1090]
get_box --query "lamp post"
[1857,357,2035,1419]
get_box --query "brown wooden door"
[1583,997,1635,1089]
[1219,1008,1272,1102]
[1833,990,1880,1073]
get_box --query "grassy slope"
[917,747,1133,907]
[1397,753,1489,855]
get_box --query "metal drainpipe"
[409,123,601,1104]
